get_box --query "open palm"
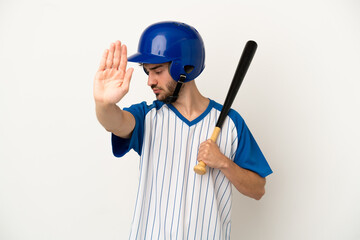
[94,41,134,105]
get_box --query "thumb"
[122,68,134,90]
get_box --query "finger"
[199,141,210,149]
[113,40,121,69]
[197,147,205,158]
[98,49,108,71]
[119,44,128,79]
[204,140,215,149]
[197,150,203,159]
[197,151,207,163]
[106,43,115,69]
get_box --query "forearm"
[95,101,135,138]
[197,139,266,200]
[219,157,266,200]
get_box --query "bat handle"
[194,127,221,175]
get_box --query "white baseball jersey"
[112,99,272,240]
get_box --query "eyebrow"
[144,64,165,71]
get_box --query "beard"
[151,80,178,103]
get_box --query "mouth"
[152,88,161,94]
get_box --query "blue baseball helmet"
[128,21,205,82]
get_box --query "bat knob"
[194,161,207,175]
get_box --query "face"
[143,63,177,102]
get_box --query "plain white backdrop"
[1,0,359,239]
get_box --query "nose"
[147,72,157,86]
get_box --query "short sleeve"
[229,110,273,178]
[111,101,147,157]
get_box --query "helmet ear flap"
[169,61,195,82]
[184,65,194,74]
[169,61,182,81]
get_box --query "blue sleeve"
[111,101,147,157]
[229,110,273,178]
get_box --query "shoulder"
[124,100,166,115]
[210,99,245,126]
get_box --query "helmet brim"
[128,53,174,64]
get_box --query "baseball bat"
[193,40,258,175]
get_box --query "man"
[94,21,272,239]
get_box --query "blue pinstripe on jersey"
[175,126,191,239]
[149,107,165,239]
[193,115,209,240]
[132,109,158,240]
[199,109,213,239]
[141,112,159,239]
[186,119,204,239]
[162,113,177,238]
[169,121,184,239]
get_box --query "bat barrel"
[216,40,257,128]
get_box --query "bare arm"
[197,140,266,200]
[93,41,135,138]
[95,102,135,138]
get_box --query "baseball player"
[94,21,272,239]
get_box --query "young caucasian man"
[94,21,272,239]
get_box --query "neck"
[171,81,209,121]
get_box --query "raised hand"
[93,41,134,105]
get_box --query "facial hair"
[151,80,178,103]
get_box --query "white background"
[1,0,359,239]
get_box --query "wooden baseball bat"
[193,40,258,175]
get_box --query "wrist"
[95,100,117,109]
[95,101,122,117]
[219,155,232,170]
